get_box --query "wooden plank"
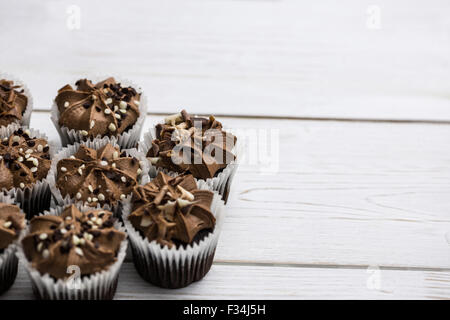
[1,0,450,120]
[2,262,449,299]
[27,112,450,269]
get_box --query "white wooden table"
[1,0,450,299]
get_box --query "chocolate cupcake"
[48,138,149,215]
[0,194,26,295]
[140,110,240,203]
[123,171,225,288]
[0,125,52,218]
[17,204,127,299]
[51,77,147,148]
[0,74,33,129]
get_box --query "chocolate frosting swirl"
[146,110,237,180]
[0,128,51,190]
[0,79,28,127]
[22,205,125,279]
[129,172,215,248]
[55,77,140,138]
[56,143,143,207]
[0,202,25,250]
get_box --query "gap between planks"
[30,109,450,126]
[213,260,450,273]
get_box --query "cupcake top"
[129,172,215,248]
[146,110,237,180]
[22,205,125,279]
[0,128,51,190]
[0,202,25,251]
[56,143,142,206]
[0,79,28,127]
[55,77,141,139]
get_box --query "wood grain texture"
[2,263,450,300]
[25,112,450,270]
[0,0,449,120]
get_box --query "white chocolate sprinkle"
[64,101,69,107]
[121,176,126,183]
[88,185,93,193]
[42,249,50,259]
[19,183,25,189]
[75,247,84,256]
[119,101,127,109]
[80,130,88,136]
[113,151,119,159]
[105,98,113,105]
[72,235,80,245]
[76,192,82,199]
[140,216,153,227]
[120,194,126,200]
[30,167,37,173]
[98,193,105,201]
[60,167,67,172]
[108,123,116,132]
[37,144,43,152]
[104,108,111,115]
[37,242,43,252]
[3,221,12,228]
[90,120,95,129]
[39,233,48,240]
[100,160,108,166]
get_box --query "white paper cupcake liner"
[0,72,33,129]
[51,75,148,149]
[123,181,225,288]
[47,136,150,217]
[16,202,128,300]
[140,125,243,203]
[0,123,55,219]
[0,192,26,295]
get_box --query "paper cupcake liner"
[140,126,243,204]
[51,75,148,149]
[123,180,226,289]
[15,202,128,300]
[0,193,26,295]
[0,123,55,219]
[47,136,150,217]
[0,72,33,129]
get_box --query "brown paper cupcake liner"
[15,203,128,300]
[0,124,55,219]
[46,136,150,217]
[0,193,26,295]
[140,126,243,203]
[51,76,148,149]
[122,181,225,289]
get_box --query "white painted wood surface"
[1,0,450,299]
[1,0,450,120]
[3,263,450,300]
[1,111,449,299]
